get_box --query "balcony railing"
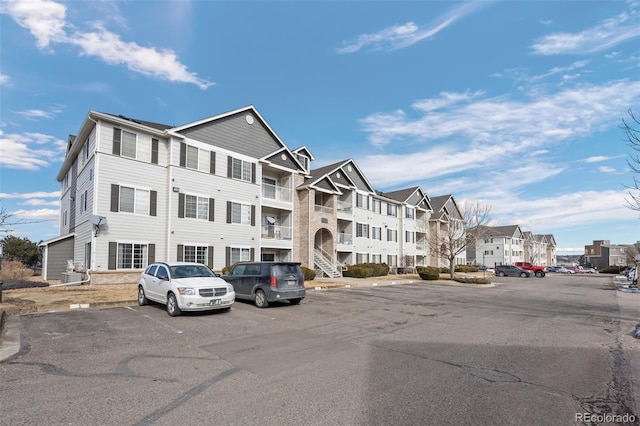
[262,183,292,203]
[338,232,352,245]
[261,225,292,240]
[337,200,352,213]
[314,204,333,214]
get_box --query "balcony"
[315,204,333,214]
[337,200,352,213]
[261,224,292,240]
[262,182,292,203]
[338,232,352,245]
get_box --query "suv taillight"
[270,276,277,288]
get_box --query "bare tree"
[0,201,45,234]
[429,200,493,279]
[622,109,640,212]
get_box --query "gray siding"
[264,150,303,172]
[46,236,74,280]
[329,169,353,187]
[177,112,283,160]
[344,165,370,192]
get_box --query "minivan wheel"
[289,298,302,305]
[167,292,181,316]
[254,290,269,308]
[138,286,148,306]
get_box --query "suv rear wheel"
[289,298,302,305]
[254,289,269,308]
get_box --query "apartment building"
[40,106,461,282]
[468,225,526,267]
[428,195,466,267]
[40,106,307,282]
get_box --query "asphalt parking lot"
[1,274,639,425]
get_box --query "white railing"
[337,200,352,212]
[314,204,333,214]
[262,183,292,203]
[338,233,352,245]
[261,225,292,240]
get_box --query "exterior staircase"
[314,247,343,278]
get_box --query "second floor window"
[232,158,252,182]
[371,199,381,214]
[185,195,209,220]
[372,227,382,240]
[387,229,397,242]
[121,130,137,159]
[356,193,369,209]
[405,207,415,219]
[111,184,157,216]
[231,202,251,225]
[356,223,369,238]
[387,204,397,216]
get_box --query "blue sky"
[1,0,639,255]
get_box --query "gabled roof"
[542,234,557,247]
[292,146,315,160]
[481,225,524,239]
[300,159,374,194]
[383,186,433,211]
[429,194,462,221]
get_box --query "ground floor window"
[387,255,397,267]
[261,252,275,262]
[231,247,251,264]
[356,253,369,264]
[117,243,147,269]
[371,254,382,263]
[184,245,208,264]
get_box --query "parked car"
[495,265,533,278]
[557,267,574,274]
[138,262,235,316]
[547,266,560,273]
[582,268,597,274]
[222,262,306,308]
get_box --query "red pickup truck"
[514,261,546,277]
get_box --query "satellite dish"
[89,215,106,226]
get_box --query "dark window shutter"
[177,244,184,262]
[112,128,121,155]
[227,156,233,178]
[226,201,231,223]
[178,193,185,218]
[225,247,231,267]
[110,184,119,212]
[180,143,186,167]
[251,163,256,183]
[208,246,214,268]
[250,205,256,226]
[209,198,215,221]
[150,191,157,216]
[250,248,255,261]
[151,138,159,164]
[108,242,117,270]
[210,152,216,174]
[148,244,156,264]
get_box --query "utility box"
[61,272,82,283]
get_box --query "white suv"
[138,262,235,316]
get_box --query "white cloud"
[0,74,10,86]
[598,166,616,173]
[337,2,485,54]
[532,10,640,55]
[0,130,66,171]
[1,0,213,89]
[359,80,640,148]
[0,191,60,199]
[15,107,62,120]
[582,155,613,163]
[12,208,59,222]
[19,199,60,207]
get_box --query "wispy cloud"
[15,107,63,120]
[1,0,213,89]
[0,130,66,170]
[581,155,616,163]
[532,9,640,55]
[0,74,10,86]
[337,2,485,54]
[0,191,60,199]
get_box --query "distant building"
[585,240,637,268]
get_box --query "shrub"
[455,265,478,273]
[453,277,492,285]
[343,263,389,278]
[418,266,441,281]
[599,265,624,274]
[0,260,34,282]
[301,266,316,281]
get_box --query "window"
[63,173,69,190]
[387,229,397,242]
[121,130,137,159]
[184,245,208,264]
[387,204,397,216]
[372,227,382,240]
[83,138,90,162]
[63,210,68,226]
[296,154,308,171]
[231,202,251,225]
[80,190,88,213]
[371,199,381,214]
[187,145,198,169]
[185,195,209,220]
[231,247,251,264]
[356,193,369,209]
[232,158,252,182]
[356,223,369,238]
[405,207,415,219]
[387,254,397,267]
[356,253,369,264]
[405,231,414,243]
[120,186,150,214]
[371,254,381,263]
[117,243,148,269]
[484,250,494,255]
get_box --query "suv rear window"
[273,264,301,275]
